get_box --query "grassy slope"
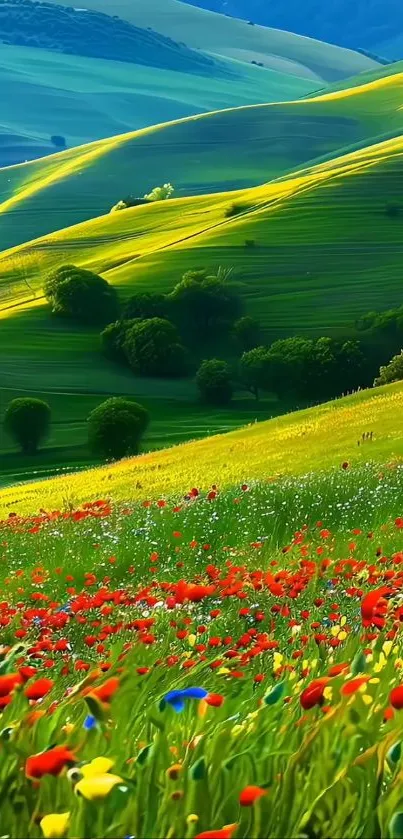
[2,126,403,330]
[44,0,379,82]
[2,69,403,250]
[0,40,305,167]
[1,128,403,476]
[0,381,402,515]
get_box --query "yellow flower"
[75,773,123,801]
[362,694,373,706]
[81,756,114,777]
[40,813,70,839]
[338,631,347,641]
[187,814,199,825]
[188,634,196,647]
[383,640,393,657]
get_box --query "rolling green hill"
[0,41,305,168]
[2,69,403,250]
[1,128,403,478]
[1,379,403,515]
[44,0,379,83]
[2,127,403,331]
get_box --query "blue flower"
[83,714,97,731]
[160,687,208,713]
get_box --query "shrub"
[374,350,403,386]
[225,202,250,218]
[100,320,139,363]
[87,397,149,460]
[50,135,66,148]
[4,398,51,454]
[169,268,242,334]
[233,316,261,351]
[122,292,168,321]
[143,183,174,202]
[196,359,233,406]
[110,196,149,213]
[124,318,188,377]
[44,265,119,325]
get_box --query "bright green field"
[1,379,402,515]
[2,123,403,476]
[0,42,310,169]
[45,0,378,82]
[2,69,403,251]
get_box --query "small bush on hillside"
[4,398,51,454]
[225,202,250,218]
[374,350,403,387]
[87,397,149,460]
[124,318,188,377]
[144,183,174,202]
[110,196,150,213]
[44,265,119,325]
[196,359,233,406]
[50,135,66,149]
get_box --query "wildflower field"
[2,462,403,838]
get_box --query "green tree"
[374,350,403,387]
[144,183,174,202]
[233,316,261,351]
[169,268,241,334]
[122,292,168,321]
[196,359,233,406]
[87,397,149,460]
[44,265,119,325]
[100,320,140,363]
[239,346,271,400]
[334,340,368,392]
[124,318,188,377]
[4,398,51,454]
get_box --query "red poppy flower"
[24,678,54,701]
[25,745,76,779]
[205,693,225,707]
[195,826,237,839]
[390,685,403,709]
[341,677,369,696]
[0,673,22,697]
[300,678,329,710]
[239,785,267,806]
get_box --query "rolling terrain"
[2,68,403,250]
[1,125,403,475]
[181,0,401,59]
[0,380,402,515]
[44,0,379,83]
[0,41,297,168]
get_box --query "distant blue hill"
[181,0,399,59]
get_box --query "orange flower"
[26,746,76,779]
[90,677,120,704]
[239,785,267,806]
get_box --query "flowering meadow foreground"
[3,465,403,837]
